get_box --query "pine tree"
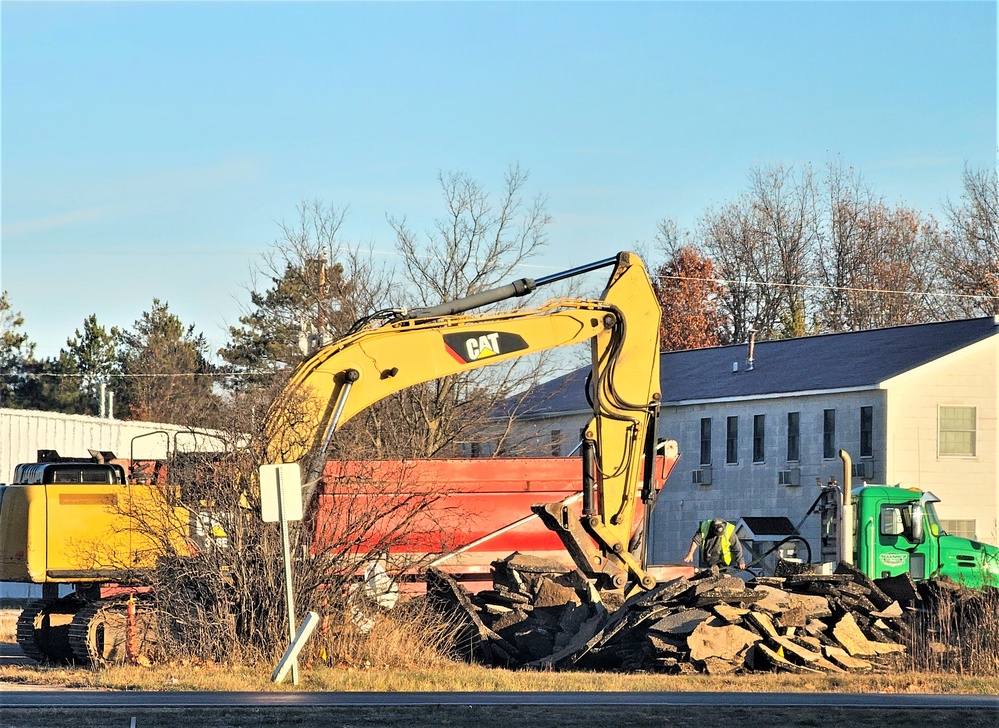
[0,291,35,407]
[117,299,218,425]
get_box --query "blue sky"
[2,1,996,359]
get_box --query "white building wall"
[882,339,999,544]
[0,408,219,483]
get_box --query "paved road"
[2,689,997,709]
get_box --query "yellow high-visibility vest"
[698,520,735,566]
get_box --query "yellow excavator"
[0,251,663,663]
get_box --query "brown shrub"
[903,581,999,675]
[307,597,458,670]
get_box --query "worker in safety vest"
[683,518,746,570]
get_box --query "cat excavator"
[0,250,665,663]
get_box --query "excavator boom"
[264,251,663,591]
[0,251,664,667]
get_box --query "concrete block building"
[497,316,999,566]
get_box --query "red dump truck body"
[315,454,689,590]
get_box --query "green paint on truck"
[853,485,999,590]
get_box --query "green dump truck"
[838,451,999,589]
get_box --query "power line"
[0,370,274,381]
[4,272,996,385]
[656,273,999,303]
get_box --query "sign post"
[260,463,304,685]
[271,610,320,684]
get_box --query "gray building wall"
[496,412,591,457]
[492,321,999,571]
[509,369,999,568]
[649,390,887,565]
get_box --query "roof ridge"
[661,315,998,355]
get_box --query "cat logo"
[443,331,529,364]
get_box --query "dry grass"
[0,609,17,643]
[309,598,457,670]
[903,585,999,676]
[1,659,998,694]
[4,597,998,696]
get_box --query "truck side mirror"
[911,504,925,543]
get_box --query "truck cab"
[853,485,999,589]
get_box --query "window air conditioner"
[851,461,873,479]
[778,468,801,487]
[692,467,712,485]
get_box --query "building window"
[860,406,873,458]
[940,519,977,540]
[550,430,562,457]
[939,406,976,457]
[787,412,800,462]
[753,414,765,463]
[823,409,836,459]
[699,418,711,466]
[726,416,739,464]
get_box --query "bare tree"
[818,161,943,330]
[221,200,394,382]
[389,164,551,303]
[699,163,819,341]
[123,385,459,665]
[224,170,564,461]
[382,164,558,458]
[939,164,999,316]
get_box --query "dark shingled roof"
[506,316,999,416]
[494,367,590,419]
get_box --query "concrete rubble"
[426,554,912,674]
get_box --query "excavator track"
[15,597,84,663]
[15,600,48,662]
[68,598,159,665]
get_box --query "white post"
[272,611,319,684]
[276,466,299,685]
[260,463,304,686]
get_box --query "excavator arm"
[263,251,662,591]
[532,254,663,591]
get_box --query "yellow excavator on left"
[0,452,191,663]
[0,251,665,665]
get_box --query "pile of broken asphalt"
[426,554,916,674]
